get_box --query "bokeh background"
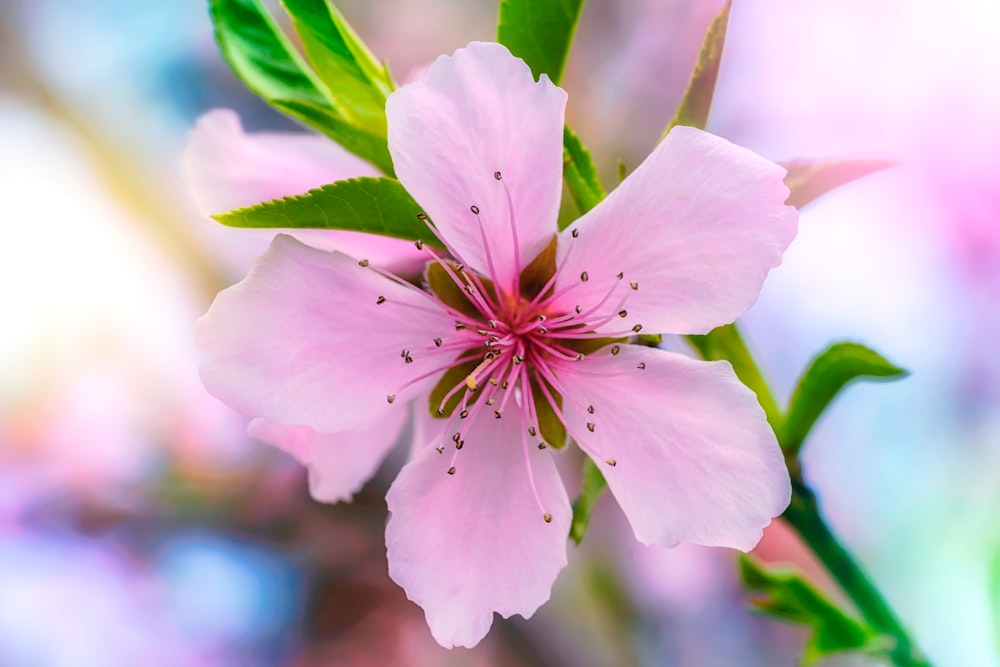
[1,0,998,665]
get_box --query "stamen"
[606,459,617,467]
[447,466,456,475]
[517,375,553,524]
[376,296,386,305]
[497,173,522,296]
[358,259,370,267]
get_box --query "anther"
[537,315,546,322]
[454,263,464,272]
[456,440,464,450]
[455,322,466,331]
[358,259,370,267]
[476,328,489,336]
[606,458,617,467]
[637,362,646,370]
[586,422,596,432]
[494,171,502,180]
[587,405,595,414]
[528,426,537,437]
[436,446,444,454]
[576,353,584,361]
[494,410,502,419]
[404,355,414,364]
[575,305,583,314]
[489,378,499,386]
[632,324,643,333]
[513,355,525,365]
[580,271,589,282]
[465,285,476,295]
[543,513,553,523]
[539,326,548,334]
[488,319,499,328]
[447,466,456,475]
[417,213,428,220]
[501,380,509,389]
[401,349,409,358]
[376,296,386,305]
[617,272,624,279]
[434,338,443,347]
[611,345,621,355]
[618,310,628,318]
[414,239,424,250]
[460,410,469,419]
[470,205,480,215]
[630,281,639,290]
[452,432,461,443]
[436,407,445,416]
[537,442,547,450]
[485,398,495,406]
[387,394,396,404]
[571,228,579,238]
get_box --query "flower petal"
[555,126,797,335]
[197,234,455,432]
[385,409,571,648]
[557,345,790,551]
[182,108,380,215]
[387,42,566,289]
[248,409,406,503]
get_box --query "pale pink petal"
[197,234,455,432]
[386,42,566,290]
[182,108,380,215]
[248,408,406,503]
[385,410,571,648]
[554,126,797,335]
[182,108,424,269]
[557,345,790,551]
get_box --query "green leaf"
[209,0,394,174]
[570,457,607,545]
[782,158,897,209]
[663,0,732,134]
[686,323,780,430]
[739,555,891,664]
[562,126,606,221]
[497,0,584,85]
[212,177,439,246]
[781,342,907,455]
[280,0,392,130]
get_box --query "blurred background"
[0,0,997,665]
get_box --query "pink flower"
[197,42,796,648]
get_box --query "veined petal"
[198,235,454,432]
[182,108,380,215]
[557,345,790,551]
[248,408,406,503]
[387,42,566,290]
[385,408,571,648]
[555,126,797,335]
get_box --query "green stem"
[783,477,932,667]
[687,323,932,667]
